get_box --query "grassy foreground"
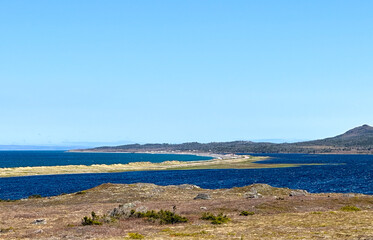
[0,155,320,178]
[1,183,373,239]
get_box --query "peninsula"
[0,155,320,178]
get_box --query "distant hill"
[76,125,373,154]
[299,125,373,147]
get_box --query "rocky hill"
[299,124,373,147]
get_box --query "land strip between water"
[0,155,320,178]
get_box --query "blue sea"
[0,151,212,168]
[1,151,373,200]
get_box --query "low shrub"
[128,232,145,239]
[0,198,16,202]
[82,211,102,226]
[0,227,14,233]
[200,212,215,221]
[240,211,255,216]
[201,212,230,224]
[28,194,42,199]
[340,205,361,212]
[131,209,188,224]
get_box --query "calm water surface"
[0,151,212,168]
[1,152,373,200]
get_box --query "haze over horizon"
[1,1,373,145]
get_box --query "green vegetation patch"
[161,228,208,237]
[131,209,188,224]
[82,211,103,226]
[311,211,323,214]
[75,190,86,195]
[340,205,361,212]
[240,211,255,216]
[201,212,231,224]
[81,209,187,226]
[127,232,145,239]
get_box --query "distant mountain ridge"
[77,125,373,154]
[299,125,373,147]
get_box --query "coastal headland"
[0,153,320,178]
[1,182,373,239]
[79,124,373,155]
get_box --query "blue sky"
[1,1,372,145]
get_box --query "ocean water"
[0,151,212,168]
[1,152,373,200]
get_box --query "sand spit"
[0,155,319,178]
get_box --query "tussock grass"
[127,232,145,239]
[340,205,361,212]
[201,212,231,224]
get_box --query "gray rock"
[248,184,273,193]
[109,202,137,218]
[244,192,262,199]
[193,193,211,200]
[200,207,207,210]
[135,206,148,213]
[289,190,308,197]
[32,219,47,225]
[343,193,355,198]
[134,183,157,188]
[178,184,201,190]
[144,187,164,198]
[244,188,263,199]
[34,229,44,234]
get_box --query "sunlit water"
[0,151,212,168]
[1,152,373,199]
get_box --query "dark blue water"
[0,151,212,168]
[1,153,373,200]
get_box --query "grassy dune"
[0,156,320,178]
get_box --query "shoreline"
[68,149,234,159]
[68,149,373,155]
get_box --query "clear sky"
[1,0,372,145]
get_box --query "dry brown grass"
[1,183,373,239]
